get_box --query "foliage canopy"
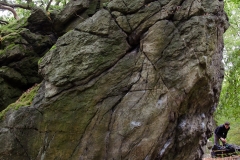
[215,0,240,145]
[0,0,69,24]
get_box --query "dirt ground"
[203,156,240,160]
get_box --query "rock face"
[0,0,229,159]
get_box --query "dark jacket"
[214,124,230,139]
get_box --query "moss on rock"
[0,83,40,120]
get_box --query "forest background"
[216,0,240,145]
[0,0,239,145]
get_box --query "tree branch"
[55,0,60,6]
[0,4,19,19]
[0,19,8,25]
[46,0,53,11]
[0,1,33,10]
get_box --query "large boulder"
[0,0,229,159]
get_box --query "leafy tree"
[0,0,69,24]
[215,0,240,145]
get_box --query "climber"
[214,122,230,146]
